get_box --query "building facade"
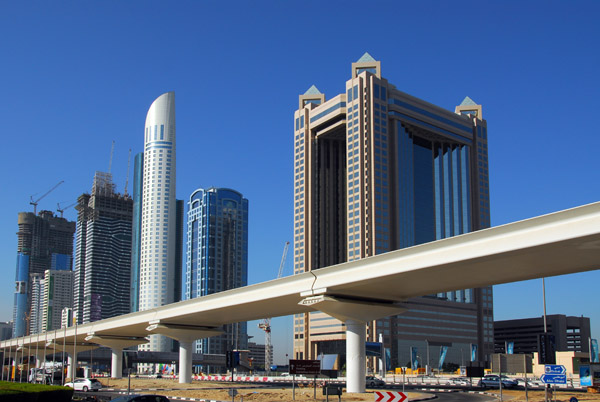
[185,188,249,359]
[130,152,144,313]
[13,210,75,337]
[139,92,178,352]
[29,274,45,334]
[292,53,493,369]
[73,171,133,324]
[42,269,74,331]
[494,315,592,355]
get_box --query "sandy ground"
[96,378,427,401]
[93,378,600,402]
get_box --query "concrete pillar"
[179,340,193,384]
[346,319,366,393]
[111,348,123,379]
[66,354,73,380]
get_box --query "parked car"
[515,377,544,388]
[109,395,170,402]
[477,375,518,388]
[64,378,103,392]
[366,376,385,387]
[446,376,470,386]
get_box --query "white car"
[64,378,103,392]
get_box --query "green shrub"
[0,381,74,401]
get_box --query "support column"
[66,354,73,380]
[111,348,123,379]
[179,340,193,384]
[346,319,366,393]
[298,294,405,394]
[145,322,223,384]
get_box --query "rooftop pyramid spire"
[304,85,322,95]
[356,52,376,63]
[460,96,477,106]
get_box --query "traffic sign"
[374,391,407,402]
[545,364,566,375]
[289,359,321,375]
[541,373,567,384]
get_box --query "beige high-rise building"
[293,53,493,370]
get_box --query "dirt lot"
[495,389,600,402]
[95,378,600,401]
[96,378,426,401]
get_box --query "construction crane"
[56,202,77,218]
[30,181,64,215]
[108,140,115,173]
[258,241,290,373]
[124,148,132,197]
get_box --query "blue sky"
[1,1,599,365]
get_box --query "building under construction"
[13,210,76,337]
[73,171,134,324]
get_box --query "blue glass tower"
[185,188,249,361]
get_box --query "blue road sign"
[545,364,566,374]
[541,373,567,384]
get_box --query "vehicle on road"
[64,378,102,392]
[109,394,170,402]
[366,375,385,387]
[446,376,470,386]
[515,377,544,388]
[477,375,518,388]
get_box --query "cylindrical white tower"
[139,92,176,352]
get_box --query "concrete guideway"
[2,201,600,392]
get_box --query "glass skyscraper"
[185,187,249,362]
[293,53,493,369]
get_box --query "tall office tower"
[293,54,493,368]
[73,171,133,324]
[130,152,144,313]
[139,92,177,352]
[185,188,249,359]
[29,274,45,334]
[42,269,74,331]
[13,210,75,337]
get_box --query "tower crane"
[258,241,290,373]
[30,181,64,215]
[124,148,132,197]
[57,202,77,218]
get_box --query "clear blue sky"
[1,1,599,365]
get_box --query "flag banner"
[411,347,418,370]
[507,342,514,354]
[470,344,477,362]
[592,339,599,363]
[438,346,448,370]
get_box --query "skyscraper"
[29,274,44,334]
[185,188,249,359]
[73,171,133,324]
[130,152,144,313]
[42,269,74,331]
[139,92,177,352]
[293,53,493,368]
[13,210,75,337]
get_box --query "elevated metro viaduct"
[2,202,600,393]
